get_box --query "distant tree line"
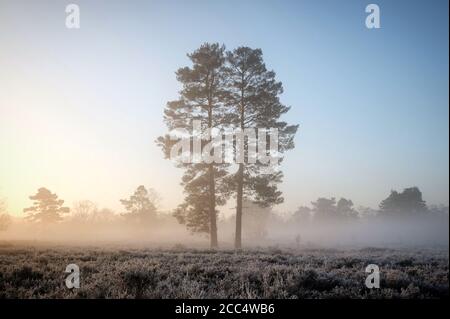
[0,185,161,229]
[292,187,448,222]
[0,186,447,245]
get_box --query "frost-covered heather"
[0,244,447,299]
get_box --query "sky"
[0,0,448,217]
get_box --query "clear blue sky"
[0,0,448,216]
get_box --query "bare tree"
[71,200,98,223]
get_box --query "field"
[0,243,448,299]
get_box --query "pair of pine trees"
[157,43,298,249]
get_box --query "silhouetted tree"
[311,197,337,219]
[336,198,357,218]
[120,185,159,223]
[225,47,298,249]
[379,187,427,216]
[293,206,312,223]
[157,43,230,247]
[311,197,358,220]
[23,188,69,223]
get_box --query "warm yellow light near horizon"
[0,73,184,217]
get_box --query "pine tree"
[379,187,427,216]
[23,187,70,223]
[157,43,230,248]
[224,47,298,249]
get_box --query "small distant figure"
[295,234,302,248]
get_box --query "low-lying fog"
[1,210,448,250]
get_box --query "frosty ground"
[0,243,447,299]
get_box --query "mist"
[1,203,448,250]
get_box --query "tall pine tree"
[157,43,230,248]
[224,47,298,249]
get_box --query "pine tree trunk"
[207,93,218,249]
[235,81,245,250]
[235,163,244,249]
[209,163,218,248]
